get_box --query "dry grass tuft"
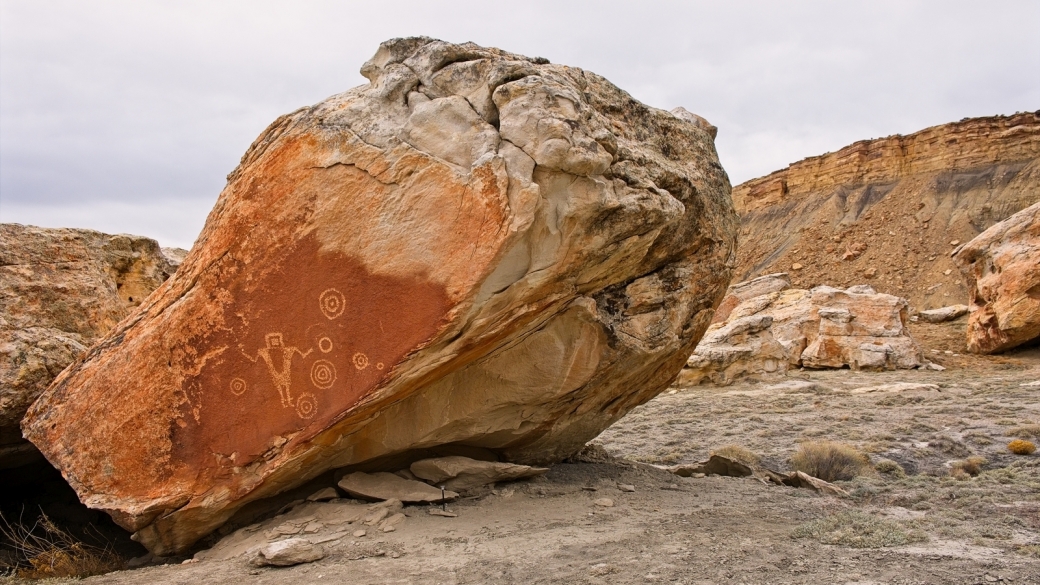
[793,511,927,548]
[790,441,871,482]
[874,459,905,478]
[710,445,761,467]
[950,456,986,477]
[0,511,123,579]
[1007,424,1040,439]
[1007,439,1036,455]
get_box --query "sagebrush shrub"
[791,441,870,482]
[874,459,905,477]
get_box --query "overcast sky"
[2,1,1038,249]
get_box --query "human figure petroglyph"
[242,332,313,408]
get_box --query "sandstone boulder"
[23,38,736,554]
[0,224,179,468]
[954,201,1040,354]
[679,283,921,385]
[710,272,790,324]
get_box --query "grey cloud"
[1,0,1037,248]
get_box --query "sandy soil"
[6,320,1040,585]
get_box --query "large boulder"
[953,201,1040,353]
[679,283,922,385]
[0,224,180,468]
[23,38,737,554]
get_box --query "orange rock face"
[23,38,736,554]
[0,225,179,468]
[954,201,1040,353]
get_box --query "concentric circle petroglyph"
[319,288,346,320]
[295,393,317,419]
[310,359,336,389]
[318,336,333,353]
[353,352,369,370]
[229,378,247,396]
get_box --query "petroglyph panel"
[170,236,450,473]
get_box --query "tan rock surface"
[954,201,1040,353]
[679,283,922,385]
[0,224,177,467]
[731,112,1040,310]
[410,455,548,492]
[337,472,457,503]
[22,38,736,554]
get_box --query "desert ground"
[3,319,1039,585]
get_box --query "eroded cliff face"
[733,112,1040,311]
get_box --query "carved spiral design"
[229,378,247,396]
[352,352,369,370]
[310,359,336,389]
[296,393,317,419]
[319,288,346,320]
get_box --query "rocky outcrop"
[23,38,736,555]
[953,201,1040,353]
[0,224,178,468]
[732,112,1040,311]
[679,282,922,385]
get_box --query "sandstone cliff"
[733,112,1040,311]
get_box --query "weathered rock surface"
[410,455,548,492]
[954,201,1040,353]
[916,304,969,323]
[22,38,736,554]
[0,224,178,467]
[731,112,1040,310]
[711,273,790,324]
[251,538,325,567]
[337,472,458,503]
[679,282,922,385]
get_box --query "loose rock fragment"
[306,487,340,502]
[917,305,969,323]
[593,498,615,507]
[252,538,325,567]
[339,473,458,504]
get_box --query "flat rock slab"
[410,456,548,492]
[338,472,458,503]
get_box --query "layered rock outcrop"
[0,224,180,468]
[23,38,736,554]
[953,201,1040,353]
[732,112,1040,310]
[680,281,922,385]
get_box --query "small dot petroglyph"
[310,359,337,389]
[319,288,346,320]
